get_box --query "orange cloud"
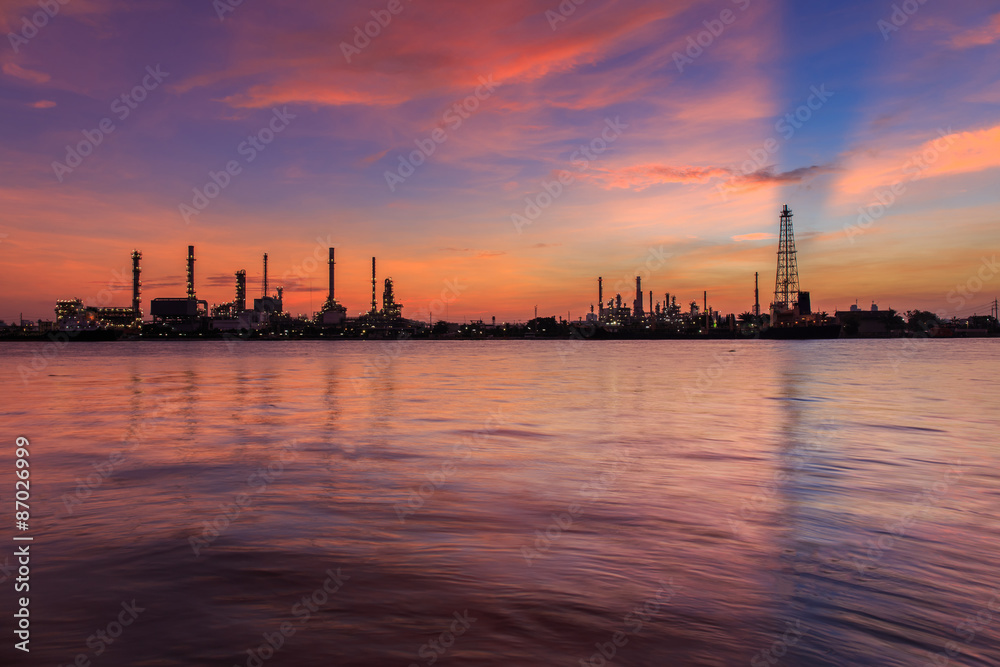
[575,164,832,193]
[949,12,1000,49]
[836,124,1000,197]
[3,62,50,84]
[733,233,776,242]
[31,99,56,108]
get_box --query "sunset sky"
[1,0,998,323]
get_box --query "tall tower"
[262,253,269,298]
[235,270,246,312]
[382,277,402,319]
[598,277,604,320]
[370,258,377,315]
[131,250,142,323]
[634,276,643,317]
[773,204,801,313]
[328,248,336,304]
[186,246,196,300]
[754,272,760,318]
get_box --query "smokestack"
[649,290,652,316]
[598,277,603,319]
[634,276,643,316]
[131,250,142,322]
[371,257,377,315]
[754,272,760,317]
[262,253,269,298]
[235,270,246,312]
[328,248,336,303]
[704,290,708,329]
[186,246,196,300]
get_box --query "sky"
[1,0,998,323]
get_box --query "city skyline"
[2,0,999,322]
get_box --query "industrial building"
[54,250,143,330]
[317,248,347,326]
[150,246,208,328]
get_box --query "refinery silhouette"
[3,205,998,341]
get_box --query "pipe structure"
[236,270,246,312]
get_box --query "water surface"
[1,340,998,666]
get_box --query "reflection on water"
[1,340,998,666]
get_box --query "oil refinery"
[5,205,995,340]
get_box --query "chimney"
[262,253,269,298]
[328,248,336,303]
[131,250,142,322]
[598,277,603,319]
[371,257,377,315]
[634,276,643,316]
[754,272,760,317]
[186,246,196,300]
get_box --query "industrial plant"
[2,205,993,340]
[42,242,421,339]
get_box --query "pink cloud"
[3,62,50,84]
[949,12,1000,49]
[835,124,1000,197]
[575,164,832,193]
[733,233,776,242]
